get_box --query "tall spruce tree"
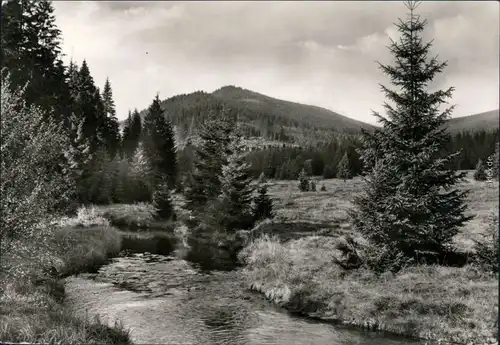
[101,77,121,158]
[253,185,274,221]
[337,152,352,181]
[142,94,177,189]
[130,109,142,154]
[1,0,68,123]
[185,104,234,212]
[348,1,473,268]
[129,142,153,202]
[73,60,106,154]
[64,111,93,205]
[214,133,256,231]
[121,110,134,159]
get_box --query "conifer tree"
[142,94,177,189]
[492,143,499,180]
[337,152,352,181]
[72,60,106,154]
[130,109,142,153]
[82,148,113,204]
[129,142,153,202]
[213,133,255,232]
[185,104,234,212]
[64,112,93,204]
[101,77,121,158]
[298,168,309,192]
[93,86,108,152]
[253,185,274,221]
[473,159,487,181]
[349,1,473,268]
[1,0,69,123]
[152,177,176,220]
[121,110,133,159]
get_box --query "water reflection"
[65,253,431,345]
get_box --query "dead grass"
[0,280,131,344]
[94,203,177,232]
[241,235,498,345]
[54,225,123,276]
[242,175,499,345]
[0,209,131,344]
[265,174,499,250]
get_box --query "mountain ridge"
[124,86,498,146]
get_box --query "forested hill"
[135,85,376,147]
[446,109,499,133]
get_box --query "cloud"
[53,1,499,123]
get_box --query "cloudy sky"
[53,1,499,124]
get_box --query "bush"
[473,213,498,273]
[253,185,274,221]
[0,72,73,280]
[474,159,487,181]
[258,171,267,184]
[152,179,176,220]
[322,163,336,179]
[320,184,326,191]
[298,168,309,192]
[310,180,316,191]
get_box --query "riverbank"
[239,234,498,345]
[0,208,134,344]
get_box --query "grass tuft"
[241,234,498,345]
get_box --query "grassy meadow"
[239,172,499,345]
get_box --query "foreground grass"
[240,235,498,345]
[241,175,499,345]
[0,209,132,344]
[0,279,131,344]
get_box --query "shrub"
[152,179,176,220]
[337,152,352,181]
[322,163,336,179]
[258,171,267,184]
[253,185,274,221]
[298,168,309,192]
[473,213,499,273]
[0,72,73,280]
[474,159,487,181]
[320,184,326,191]
[310,180,316,191]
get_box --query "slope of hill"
[211,86,374,132]
[134,85,375,148]
[128,86,497,149]
[446,109,499,133]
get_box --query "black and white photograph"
[1,1,499,344]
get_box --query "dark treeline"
[443,129,499,170]
[1,0,177,215]
[177,128,498,182]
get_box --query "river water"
[64,252,430,345]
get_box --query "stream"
[64,250,430,345]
